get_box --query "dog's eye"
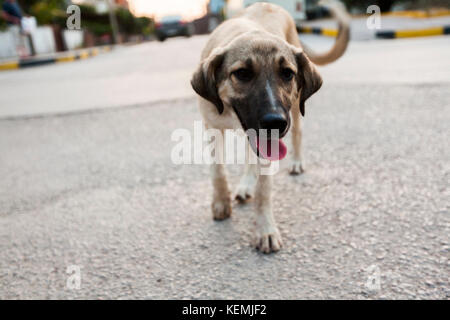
[280,68,295,81]
[232,68,254,82]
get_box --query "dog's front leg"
[253,170,282,253]
[235,149,258,202]
[211,162,232,220]
[290,105,304,175]
[205,125,232,220]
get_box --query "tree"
[3,1,153,38]
[340,0,399,12]
[18,0,67,25]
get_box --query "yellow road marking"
[301,26,312,33]
[79,50,90,59]
[57,55,75,63]
[322,28,338,37]
[396,27,443,38]
[0,61,19,70]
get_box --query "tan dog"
[191,1,349,253]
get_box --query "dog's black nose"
[260,113,288,135]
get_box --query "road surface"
[0,35,449,299]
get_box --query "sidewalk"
[0,45,114,71]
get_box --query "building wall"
[63,30,84,50]
[31,26,57,55]
[0,26,56,59]
[0,30,18,59]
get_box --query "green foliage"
[116,7,152,35]
[136,16,153,36]
[0,19,6,31]
[77,4,111,36]
[0,0,6,30]
[340,0,396,12]
[1,1,153,37]
[17,0,67,24]
[116,7,135,34]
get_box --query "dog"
[191,1,349,253]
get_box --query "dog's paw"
[235,172,257,203]
[253,229,283,253]
[235,183,253,203]
[289,160,304,175]
[212,199,232,220]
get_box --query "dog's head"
[191,32,322,160]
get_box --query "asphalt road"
[0,35,449,299]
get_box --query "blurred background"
[0,0,449,300]
[0,0,449,58]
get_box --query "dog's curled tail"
[300,0,350,66]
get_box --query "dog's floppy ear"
[191,48,226,114]
[295,50,323,117]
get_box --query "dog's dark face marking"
[191,33,322,136]
[225,47,295,138]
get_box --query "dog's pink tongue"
[256,138,287,161]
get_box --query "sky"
[129,0,210,20]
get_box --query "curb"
[376,25,450,39]
[297,26,338,37]
[350,9,450,19]
[298,25,450,39]
[0,45,113,71]
[381,9,450,19]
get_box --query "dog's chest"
[199,101,242,131]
